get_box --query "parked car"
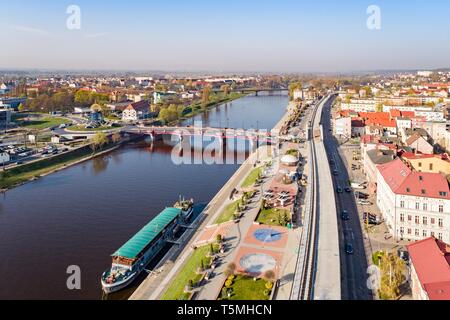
[345,187,352,193]
[358,200,372,206]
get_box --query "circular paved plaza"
[239,253,277,274]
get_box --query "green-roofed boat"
[101,199,194,294]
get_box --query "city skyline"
[2,0,450,72]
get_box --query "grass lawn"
[18,117,70,130]
[256,207,291,227]
[220,276,270,300]
[241,167,263,189]
[161,245,212,300]
[215,199,241,224]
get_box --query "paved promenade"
[130,100,301,300]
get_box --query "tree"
[201,86,212,108]
[111,132,121,144]
[263,270,276,283]
[288,82,303,100]
[378,251,406,300]
[91,132,108,154]
[221,84,231,96]
[224,263,236,277]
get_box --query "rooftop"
[407,237,450,300]
[377,158,450,199]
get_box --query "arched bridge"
[123,126,282,143]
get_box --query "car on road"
[345,187,352,193]
[336,187,343,193]
[345,243,354,255]
[341,210,350,221]
[333,170,339,176]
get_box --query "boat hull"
[101,271,139,294]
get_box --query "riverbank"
[0,140,127,191]
[163,92,247,126]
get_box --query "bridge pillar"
[255,91,258,96]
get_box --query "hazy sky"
[1,0,450,72]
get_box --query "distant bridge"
[212,87,289,96]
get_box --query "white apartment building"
[334,117,351,137]
[341,99,378,112]
[377,158,450,243]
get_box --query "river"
[0,93,289,300]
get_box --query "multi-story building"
[402,153,450,175]
[407,237,450,300]
[340,99,378,112]
[334,117,351,137]
[122,100,150,122]
[376,158,450,243]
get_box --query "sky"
[1,0,450,73]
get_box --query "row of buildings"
[336,75,450,300]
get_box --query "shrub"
[265,282,274,290]
[225,280,233,288]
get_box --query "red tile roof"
[401,111,415,118]
[390,109,401,118]
[377,158,450,199]
[407,237,450,300]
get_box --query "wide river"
[0,93,288,299]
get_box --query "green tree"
[288,82,302,100]
[18,103,25,113]
[91,132,108,154]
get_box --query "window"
[431,231,435,237]
[415,203,420,210]
[431,218,436,225]
[400,214,405,222]
[407,228,412,235]
[415,229,420,237]
[439,192,448,197]
[418,162,422,168]
[415,216,420,224]
[423,230,427,237]
[400,201,405,208]
[421,189,426,195]
[439,205,444,213]
[439,218,443,228]
[400,227,404,235]
[423,203,428,211]
[438,233,443,240]
[423,217,427,226]
[408,215,412,222]
[429,163,433,171]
